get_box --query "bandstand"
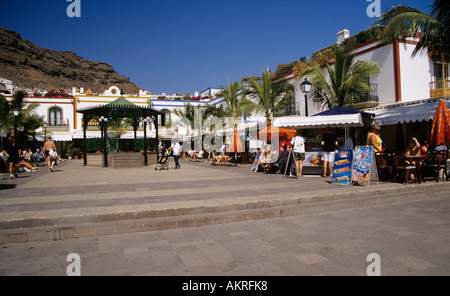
[76,95,163,168]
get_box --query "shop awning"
[371,98,450,126]
[313,106,375,119]
[273,113,363,129]
[36,133,73,141]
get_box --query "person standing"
[290,130,306,177]
[170,140,181,169]
[321,127,338,177]
[2,135,20,179]
[367,124,382,154]
[275,145,290,174]
[43,135,57,172]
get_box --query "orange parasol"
[258,125,297,141]
[430,100,450,146]
[229,129,244,153]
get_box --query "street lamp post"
[300,78,312,117]
[43,121,48,140]
[13,108,19,138]
[98,116,108,167]
[143,117,150,166]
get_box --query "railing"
[45,118,70,127]
[361,83,379,103]
[85,137,157,153]
[430,80,450,99]
[346,83,379,109]
[275,109,300,117]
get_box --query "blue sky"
[1,0,431,95]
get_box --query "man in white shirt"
[171,140,181,169]
[290,130,306,177]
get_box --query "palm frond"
[303,45,380,108]
[376,1,448,57]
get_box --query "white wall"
[25,97,75,130]
[289,39,434,110]
[399,41,432,101]
[353,41,396,105]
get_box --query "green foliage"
[341,26,385,49]
[215,80,250,123]
[272,62,297,80]
[0,94,10,132]
[302,45,380,108]
[375,0,450,59]
[246,70,294,125]
[65,142,81,158]
[0,91,42,142]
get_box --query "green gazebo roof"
[107,96,136,107]
[77,96,163,120]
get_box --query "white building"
[2,26,448,154]
[284,28,448,117]
[0,77,16,93]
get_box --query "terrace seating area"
[375,149,449,184]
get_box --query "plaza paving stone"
[0,158,449,276]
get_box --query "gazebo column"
[133,118,138,152]
[83,114,88,166]
[143,117,148,166]
[98,115,109,167]
[153,114,159,161]
[103,122,108,167]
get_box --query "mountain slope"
[0,26,142,94]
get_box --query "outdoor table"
[405,155,428,184]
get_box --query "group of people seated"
[376,135,448,183]
[22,148,45,164]
[188,149,205,162]
[212,144,231,165]
[256,144,293,174]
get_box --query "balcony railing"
[275,109,300,117]
[430,80,450,99]
[45,118,70,127]
[347,83,379,109]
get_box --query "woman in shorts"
[321,127,338,177]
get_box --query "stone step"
[1,182,448,245]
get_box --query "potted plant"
[66,142,81,159]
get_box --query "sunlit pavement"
[0,159,449,275]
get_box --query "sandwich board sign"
[283,148,299,179]
[351,146,378,186]
[331,150,354,186]
[251,151,262,172]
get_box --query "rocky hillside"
[0,26,142,94]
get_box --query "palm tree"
[302,45,380,109]
[246,70,293,125]
[0,91,42,144]
[0,94,10,133]
[376,0,449,59]
[216,79,250,126]
[173,102,225,135]
[376,0,449,89]
[108,118,128,139]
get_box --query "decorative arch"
[48,105,63,126]
[161,109,171,126]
